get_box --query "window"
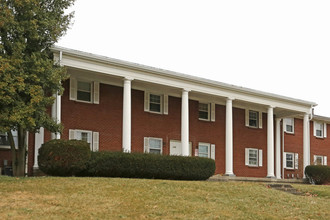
[69,78,100,104]
[149,94,162,113]
[144,137,162,154]
[197,143,215,159]
[314,155,327,165]
[199,103,210,121]
[0,131,18,149]
[283,152,299,169]
[77,81,92,102]
[245,148,263,167]
[313,121,327,138]
[144,91,168,114]
[69,129,99,152]
[198,143,210,158]
[285,153,294,169]
[284,118,294,133]
[249,111,258,128]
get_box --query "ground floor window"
[283,152,299,169]
[245,148,262,167]
[0,131,18,149]
[69,129,99,152]
[144,137,163,154]
[313,155,327,165]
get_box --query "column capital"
[226,97,235,101]
[182,88,191,92]
[123,76,134,81]
[268,105,276,109]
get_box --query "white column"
[181,89,190,156]
[225,98,235,176]
[34,127,44,168]
[51,93,61,139]
[303,113,310,178]
[275,118,281,179]
[122,78,133,153]
[267,106,275,178]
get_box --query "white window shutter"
[144,137,149,153]
[69,78,77,101]
[93,132,99,152]
[245,109,249,127]
[93,82,100,104]
[144,91,149,112]
[258,149,263,167]
[283,152,287,169]
[294,153,299,169]
[324,156,327,165]
[323,123,327,138]
[313,121,316,136]
[69,129,75,140]
[313,155,317,165]
[211,103,216,122]
[210,144,215,160]
[245,148,249,165]
[283,118,287,132]
[163,94,168,115]
[259,112,263,128]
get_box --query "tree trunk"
[9,127,27,177]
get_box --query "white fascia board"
[313,115,330,123]
[52,47,316,114]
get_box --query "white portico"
[48,46,316,179]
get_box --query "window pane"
[78,81,91,91]
[316,130,322,137]
[199,111,209,120]
[199,145,208,153]
[150,103,161,112]
[286,125,293,132]
[149,139,161,149]
[249,149,258,165]
[287,161,293,168]
[149,149,161,154]
[199,103,208,111]
[81,132,89,143]
[77,91,91,102]
[150,94,161,104]
[316,157,323,165]
[249,111,258,127]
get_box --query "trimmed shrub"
[79,151,215,180]
[305,165,330,185]
[38,139,91,176]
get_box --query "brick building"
[1,47,329,178]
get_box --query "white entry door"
[170,140,192,156]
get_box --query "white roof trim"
[51,46,317,110]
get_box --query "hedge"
[305,165,330,185]
[38,139,91,176]
[79,151,216,180]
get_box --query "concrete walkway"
[208,174,305,184]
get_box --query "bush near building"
[38,139,215,180]
[38,139,91,176]
[305,165,330,185]
[79,151,216,180]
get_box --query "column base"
[224,173,236,177]
[266,175,276,179]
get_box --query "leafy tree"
[0,0,75,176]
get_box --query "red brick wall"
[310,122,330,165]
[283,118,304,179]
[233,109,268,177]
[21,79,330,178]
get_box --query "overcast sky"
[58,0,330,117]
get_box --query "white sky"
[58,0,330,117]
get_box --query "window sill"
[198,118,210,122]
[73,99,94,104]
[146,110,163,115]
[247,164,259,168]
[285,167,295,170]
[315,136,325,139]
[246,125,260,129]
[284,131,295,135]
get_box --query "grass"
[0,176,329,219]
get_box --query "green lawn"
[0,176,329,219]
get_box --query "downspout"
[282,120,285,179]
